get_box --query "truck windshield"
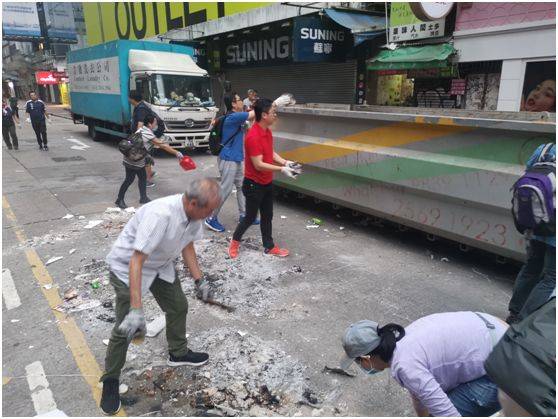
[150,74,214,107]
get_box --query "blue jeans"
[447,375,501,417]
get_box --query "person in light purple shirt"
[341,312,508,416]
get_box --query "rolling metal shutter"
[225,60,357,104]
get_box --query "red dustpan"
[179,155,197,171]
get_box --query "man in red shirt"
[228,98,301,258]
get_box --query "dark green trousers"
[100,271,189,382]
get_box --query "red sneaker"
[264,246,289,257]
[228,240,240,259]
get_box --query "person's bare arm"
[411,395,430,417]
[129,250,148,308]
[137,121,144,129]
[152,138,181,157]
[273,151,287,166]
[247,110,256,121]
[250,155,284,172]
[182,242,202,281]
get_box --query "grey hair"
[184,178,220,207]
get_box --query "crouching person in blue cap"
[340,312,509,417]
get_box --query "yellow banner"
[83,2,270,46]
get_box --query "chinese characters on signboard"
[389,2,445,43]
[450,79,466,96]
[390,21,444,42]
[68,56,121,94]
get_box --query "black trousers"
[2,124,18,149]
[117,165,148,202]
[10,105,19,119]
[233,178,274,250]
[31,119,47,146]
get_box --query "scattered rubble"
[83,220,103,229]
[62,214,74,220]
[45,256,64,265]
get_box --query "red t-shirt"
[244,122,274,185]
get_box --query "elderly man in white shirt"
[99,178,220,415]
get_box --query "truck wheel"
[88,124,104,142]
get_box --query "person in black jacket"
[25,91,49,150]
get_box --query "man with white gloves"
[100,178,220,415]
[228,96,302,259]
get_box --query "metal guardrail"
[274,105,556,261]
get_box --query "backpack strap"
[221,114,242,148]
[538,143,555,163]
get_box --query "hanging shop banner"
[35,72,59,85]
[520,61,556,112]
[44,2,77,42]
[220,27,291,68]
[2,2,42,40]
[389,3,445,43]
[83,2,270,46]
[450,78,466,96]
[292,16,351,63]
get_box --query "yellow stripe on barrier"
[280,121,472,165]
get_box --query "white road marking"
[2,268,21,310]
[66,138,90,151]
[25,361,58,415]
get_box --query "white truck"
[68,40,218,149]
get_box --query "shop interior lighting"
[281,22,291,27]
[243,29,251,34]
[260,26,270,31]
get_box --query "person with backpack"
[507,142,556,324]
[205,92,259,232]
[340,312,509,417]
[115,114,184,209]
[129,91,165,188]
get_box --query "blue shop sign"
[293,16,352,63]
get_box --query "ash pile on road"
[179,236,303,317]
[121,326,319,417]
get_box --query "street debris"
[311,218,323,225]
[42,284,54,290]
[83,220,103,229]
[103,339,110,346]
[64,288,78,301]
[91,279,100,289]
[441,257,450,263]
[10,319,20,323]
[78,216,86,220]
[37,409,67,417]
[146,315,166,337]
[280,215,287,219]
[322,365,356,378]
[45,256,64,265]
[105,207,122,214]
[305,225,320,229]
[54,298,101,313]
[339,226,345,231]
[125,207,136,214]
[62,214,74,220]
[69,249,76,255]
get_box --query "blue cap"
[340,320,381,370]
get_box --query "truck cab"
[129,50,217,149]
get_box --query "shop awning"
[367,43,456,71]
[324,8,385,45]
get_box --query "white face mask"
[359,364,381,376]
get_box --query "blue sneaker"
[205,217,225,232]
[239,214,260,225]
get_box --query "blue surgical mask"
[359,365,381,376]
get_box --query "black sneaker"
[115,199,127,209]
[139,197,151,205]
[39,146,43,150]
[7,146,12,150]
[100,378,121,415]
[167,350,209,367]
[506,312,521,324]
[43,145,49,151]
[146,181,155,188]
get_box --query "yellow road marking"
[2,196,126,416]
[280,121,473,165]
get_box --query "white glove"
[118,308,146,342]
[176,151,184,160]
[26,117,30,123]
[281,166,299,179]
[273,93,296,108]
[285,160,303,174]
